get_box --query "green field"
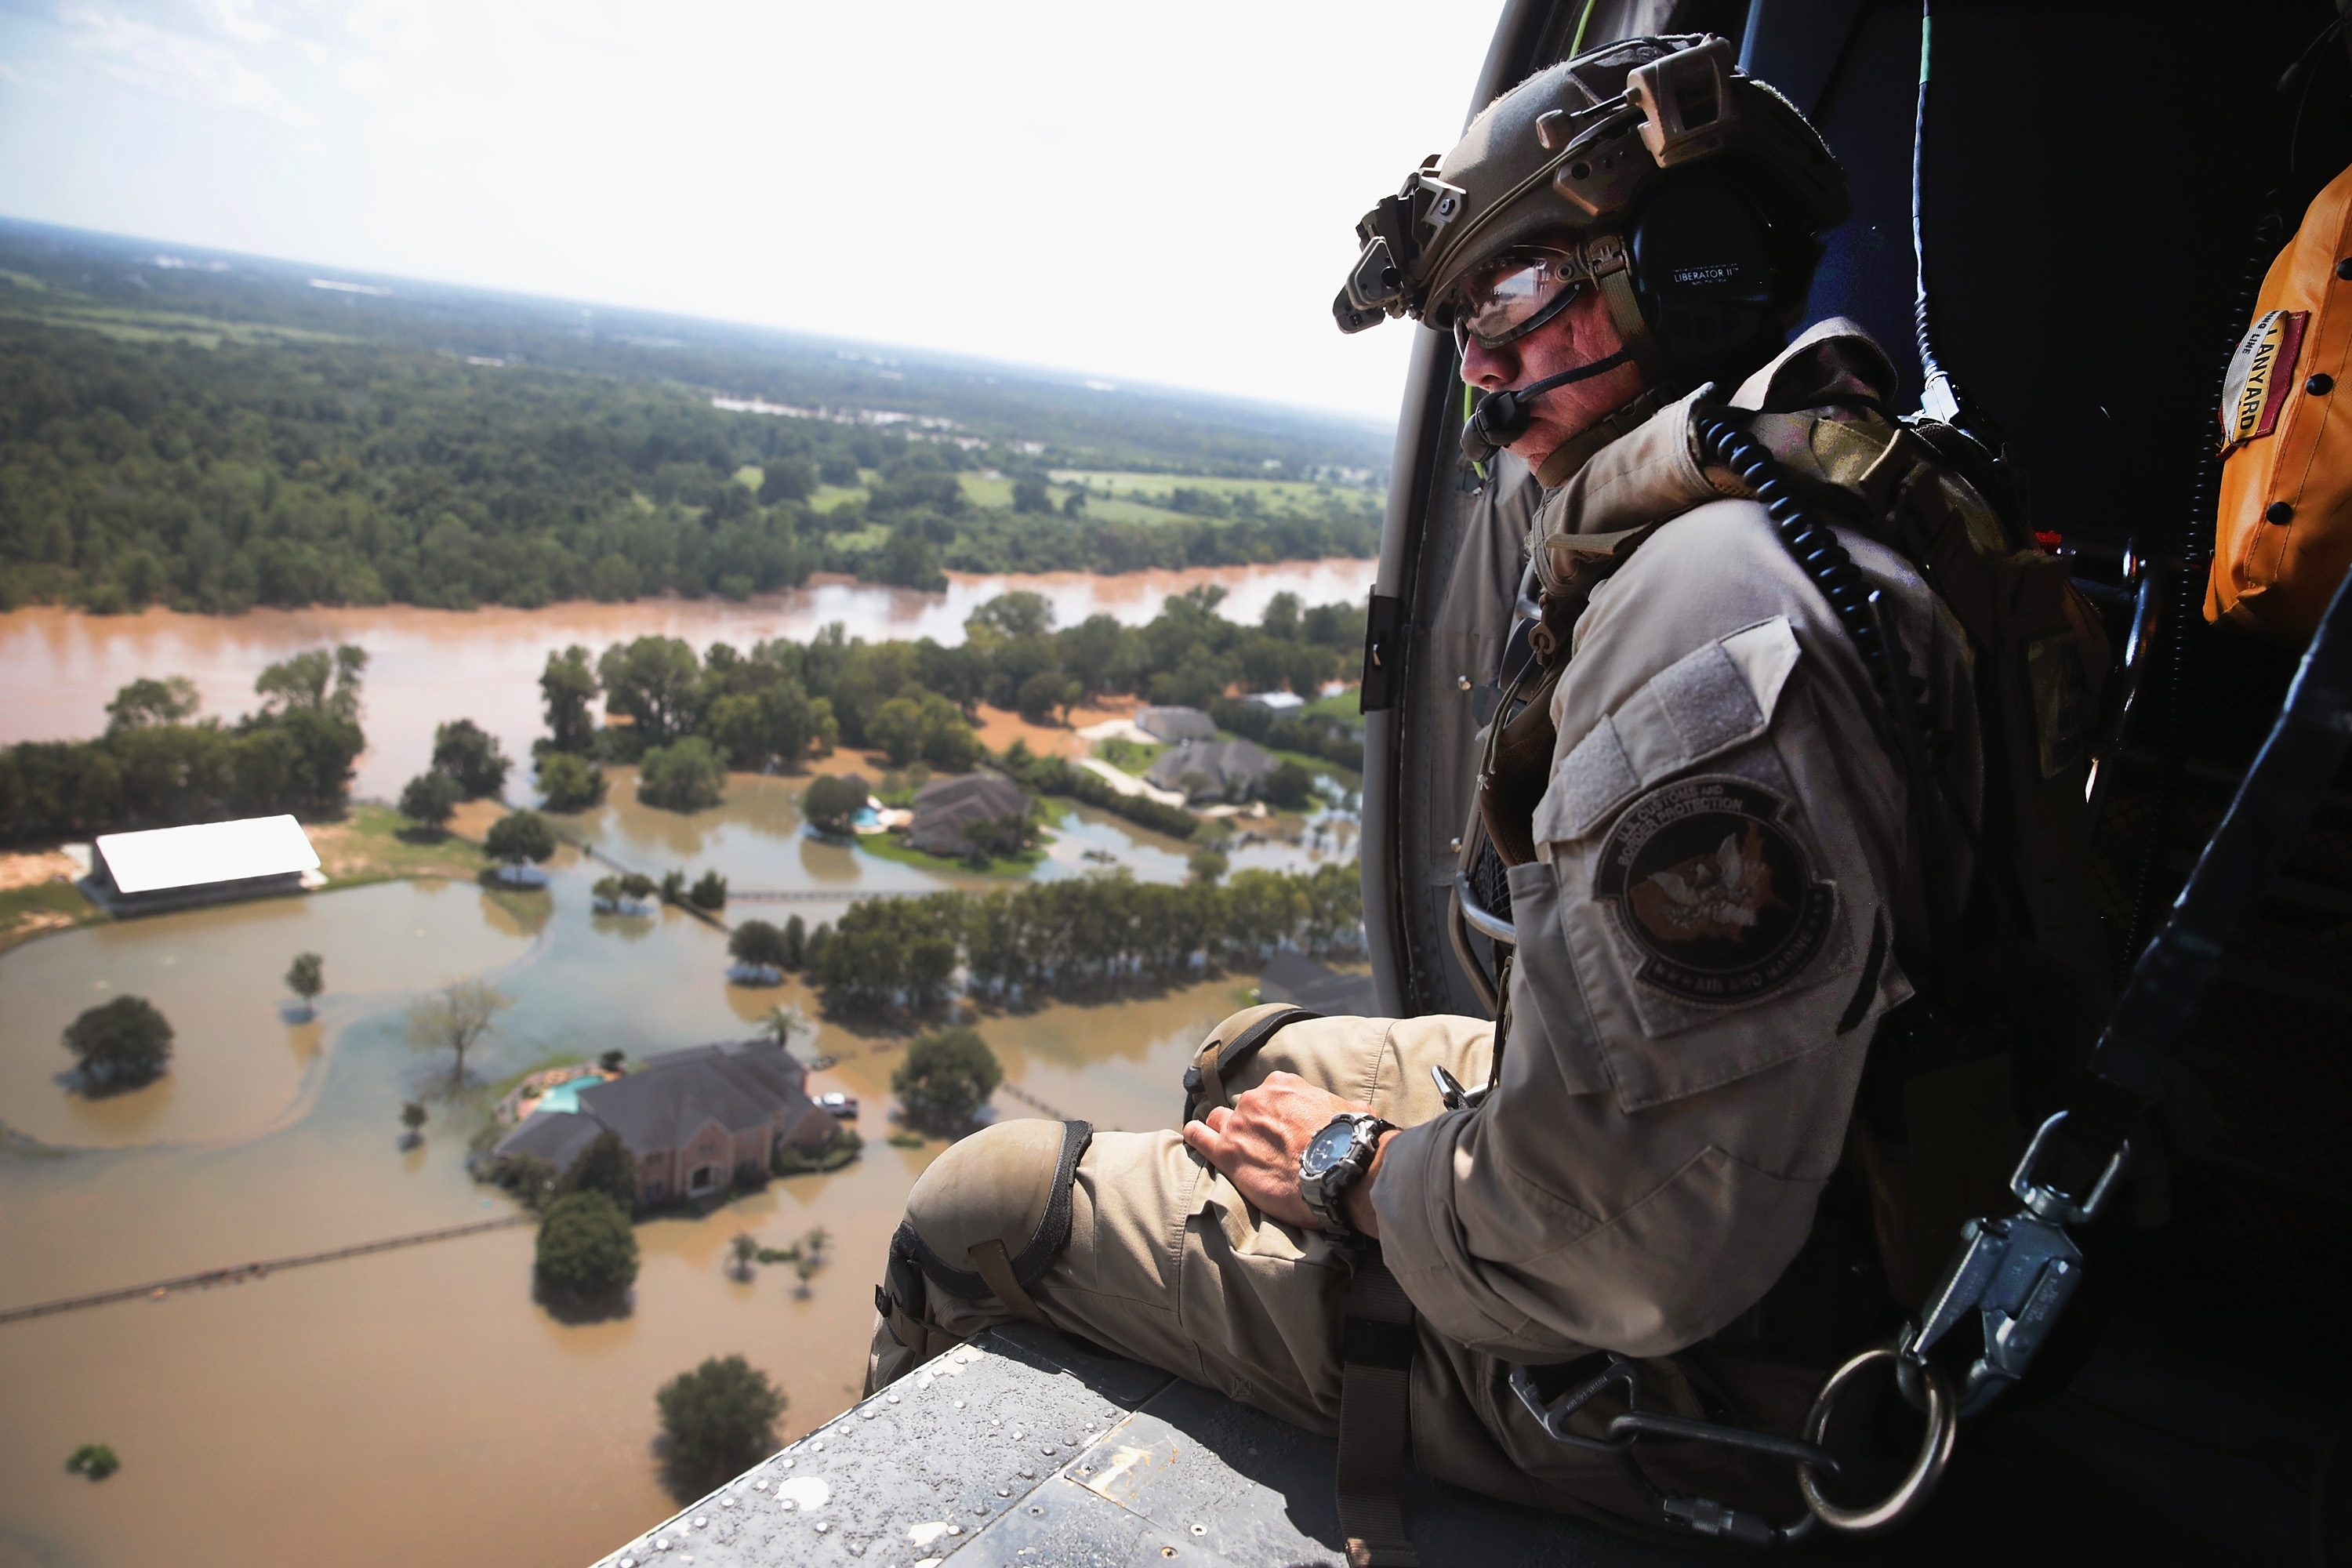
[0,289,358,350]
[1054,470,1385,509]
[856,829,1047,879]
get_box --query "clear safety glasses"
[1447,250,1589,357]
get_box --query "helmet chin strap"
[1460,347,1635,466]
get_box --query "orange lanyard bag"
[2209,163,2352,643]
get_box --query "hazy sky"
[0,0,1502,423]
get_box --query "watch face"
[1303,1120,1358,1178]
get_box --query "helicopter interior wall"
[1791,0,2352,556]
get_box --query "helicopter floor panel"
[587,1314,2332,1567]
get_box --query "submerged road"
[0,1213,535,1325]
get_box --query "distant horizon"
[0,0,1497,423]
[0,211,1402,437]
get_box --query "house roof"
[1135,706,1217,742]
[1145,739,1279,802]
[492,1040,815,1164]
[908,773,1031,853]
[94,815,320,895]
[1242,691,1306,712]
[495,1109,608,1171]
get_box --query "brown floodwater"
[574,769,1356,896]
[0,786,1286,1568]
[0,877,539,1150]
[0,561,1377,800]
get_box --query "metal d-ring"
[1797,1344,1957,1534]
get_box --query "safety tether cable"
[1911,2,1958,424]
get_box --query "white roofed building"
[1240,691,1306,715]
[87,815,322,915]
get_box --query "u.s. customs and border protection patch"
[1594,775,1834,1007]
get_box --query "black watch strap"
[1303,1114,1392,1240]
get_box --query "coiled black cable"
[1911,2,1954,422]
[1690,412,1961,1004]
[1690,414,1901,715]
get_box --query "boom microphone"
[1460,348,1635,465]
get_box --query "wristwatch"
[1299,1112,1392,1241]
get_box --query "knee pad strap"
[892,1118,1093,1307]
[1181,1005,1322,1124]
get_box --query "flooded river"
[0,560,1377,801]
[0,774,1356,1568]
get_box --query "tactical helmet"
[1334,34,1849,395]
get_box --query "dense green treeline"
[800,861,1362,1017]
[0,221,1388,613]
[0,319,1378,613]
[0,647,367,843]
[542,587,1367,793]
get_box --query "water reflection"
[0,559,1376,800]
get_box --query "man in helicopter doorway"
[860,31,2050,1553]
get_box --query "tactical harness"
[1418,397,2089,1552]
[1418,375,2352,1552]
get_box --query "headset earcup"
[1628,180,1783,384]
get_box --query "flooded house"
[1133,704,1217,742]
[904,772,1031,855]
[492,1039,838,1203]
[83,815,322,916]
[1145,737,1278,804]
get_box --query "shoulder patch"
[1594,774,1834,1008]
[1541,615,1804,845]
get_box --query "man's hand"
[1181,1070,1385,1238]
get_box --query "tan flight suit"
[869,322,1984,1530]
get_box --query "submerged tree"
[431,719,513,800]
[483,809,557,877]
[655,1356,786,1494]
[638,737,728,811]
[254,645,368,723]
[65,1443,120,1481]
[405,979,512,1088]
[535,750,606,813]
[728,1231,759,1281]
[103,676,198,733]
[535,1191,638,1300]
[599,637,703,744]
[891,1026,1002,1134]
[759,1004,812,1048]
[399,1100,427,1146]
[63,996,173,1094]
[800,775,866,837]
[539,645,601,756]
[285,952,325,1016]
[730,920,787,971]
